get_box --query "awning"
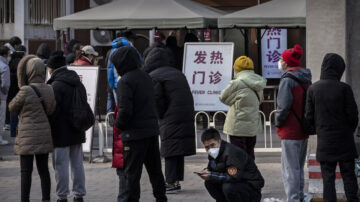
[218,0,305,28]
[53,0,225,30]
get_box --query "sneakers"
[166,183,181,193]
[73,197,84,202]
[3,124,10,131]
[0,136,8,145]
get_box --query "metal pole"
[56,30,61,50]
[149,28,155,46]
[244,28,249,56]
[219,29,224,42]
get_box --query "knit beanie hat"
[47,51,66,69]
[233,56,254,72]
[282,44,303,67]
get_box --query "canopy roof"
[53,0,224,30]
[218,0,306,28]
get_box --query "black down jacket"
[305,53,359,162]
[111,46,159,142]
[47,67,86,147]
[143,47,196,158]
[207,141,264,190]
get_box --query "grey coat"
[0,56,10,100]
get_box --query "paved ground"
[0,130,290,202]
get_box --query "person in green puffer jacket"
[219,56,267,159]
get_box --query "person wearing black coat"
[36,43,52,64]
[305,53,359,202]
[198,128,264,202]
[111,46,167,202]
[46,52,86,202]
[143,47,195,192]
[7,46,26,137]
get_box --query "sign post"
[67,66,99,154]
[261,28,287,78]
[183,42,234,112]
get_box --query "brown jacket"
[9,55,56,155]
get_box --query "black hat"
[110,46,140,76]
[47,51,66,69]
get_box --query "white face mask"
[208,148,220,159]
[278,60,283,70]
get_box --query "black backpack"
[70,82,95,132]
[282,73,316,135]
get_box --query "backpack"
[70,82,95,132]
[282,73,316,135]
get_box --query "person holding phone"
[197,128,264,202]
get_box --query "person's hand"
[200,169,210,180]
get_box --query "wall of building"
[346,0,360,137]
[0,0,25,42]
[306,0,346,82]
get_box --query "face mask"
[278,60,283,70]
[208,148,220,159]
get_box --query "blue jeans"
[10,113,18,137]
[107,91,115,113]
[281,139,308,202]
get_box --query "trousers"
[52,144,86,199]
[122,136,167,202]
[165,155,184,184]
[320,161,359,202]
[205,181,261,202]
[20,154,51,202]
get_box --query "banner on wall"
[67,66,99,153]
[183,42,234,111]
[261,28,287,78]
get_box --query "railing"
[98,110,282,155]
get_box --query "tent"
[218,0,305,28]
[53,0,224,30]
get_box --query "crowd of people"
[0,31,358,202]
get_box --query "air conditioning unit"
[90,0,113,8]
[91,30,113,46]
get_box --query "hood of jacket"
[36,43,51,60]
[320,53,345,80]
[286,67,312,84]
[110,46,140,76]
[112,37,131,49]
[17,55,46,87]
[235,70,267,92]
[143,47,171,73]
[47,66,81,86]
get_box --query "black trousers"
[20,154,51,202]
[229,136,257,159]
[320,160,359,202]
[205,181,261,202]
[123,136,167,202]
[165,156,184,184]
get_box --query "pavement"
[0,125,291,202]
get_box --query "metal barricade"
[103,112,114,153]
[194,111,210,153]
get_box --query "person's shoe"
[166,183,180,193]
[73,197,84,202]
[3,124,10,131]
[57,199,67,202]
[0,136,8,145]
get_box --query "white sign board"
[183,42,234,111]
[261,28,287,78]
[68,66,99,152]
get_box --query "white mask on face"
[208,148,220,159]
[278,60,283,70]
